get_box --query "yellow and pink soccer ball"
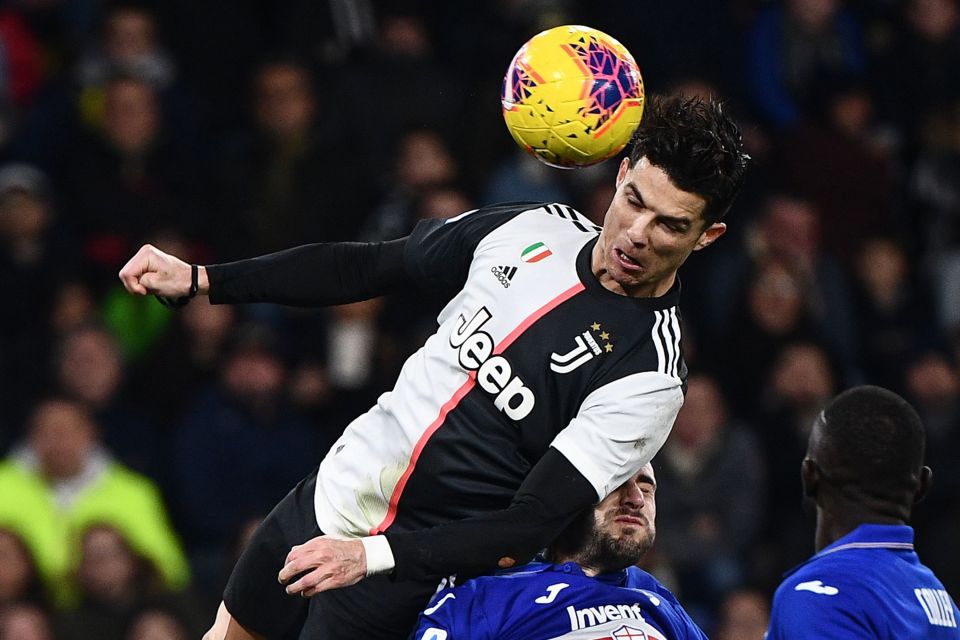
[501,25,645,169]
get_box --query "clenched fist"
[119,244,208,298]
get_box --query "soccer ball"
[501,25,645,169]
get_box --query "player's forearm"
[205,239,410,306]
[384,448,598,581]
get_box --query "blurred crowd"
[0,0,958,637]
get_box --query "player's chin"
[612,522,649,542]
[609,265,652,292]
[615,527,640,544]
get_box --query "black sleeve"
[383,448,598,581]
[403,202,540,292]
[205,239,410,306]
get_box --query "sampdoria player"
[413,462,707,640]
[767,386,960,639]
[119,95,748,639]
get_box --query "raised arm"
[118,239,410,307]
[118,202,537,306]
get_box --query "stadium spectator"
[0,398,189,606]
[767,385,960,638]
[747,0,867,128]
[852,237,944,394]
[129,294,236,428]
[123,603,195,640]
[905,352,960,450]
[338,11,465,166]
[755,343,837,579]
[770,77,897,262]
[714,257,826,416]
[56,72,200,280]
[55,323,157,476]
[412,464,708,639]
[0,528,46,608]
[908,97,960,334]
[714,589,769,640]
[360,127,461,242]
[904,352,960,593]
[654,373,764,623]
[58,524,166,640]
[76,4,177,94]
[215,57,370,258]
[0,602,55,640]
[0,6,43,109]
[49,281,98,337]
[874,0,960,150]
[483,150,573,210]
[704,193,857,381]
[0,163,73,431]
[170,323,318,594]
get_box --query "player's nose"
[620,482,645,509]
[625,212,653,247]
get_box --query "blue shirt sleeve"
[411,583,494,640]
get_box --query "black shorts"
[223,470,442,639]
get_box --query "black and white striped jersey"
[314,202,686,537]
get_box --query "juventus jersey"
[412,560,707,640]
[314,202,686,537]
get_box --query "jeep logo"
[450,306,535,420]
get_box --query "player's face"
[593,157,726,297]
[574,465,657,575]
[594,464,657,550]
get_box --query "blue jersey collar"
[784,524,915,578]
[521,559,630,586]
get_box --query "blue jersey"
[412,560,707,640]
[768,524,960,639]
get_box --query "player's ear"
[615,157,631,188]
[914,465,933,504]
[693,222,726,251]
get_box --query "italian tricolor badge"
[521,241,552,263]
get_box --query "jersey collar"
[783,524,916,578]
[522,559,631,586]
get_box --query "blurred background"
[0,0,957,637]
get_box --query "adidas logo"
[491,265,518,288]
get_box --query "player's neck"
[815,501,909,552]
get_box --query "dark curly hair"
[628,95,749,225]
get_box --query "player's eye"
[661,218,689,233]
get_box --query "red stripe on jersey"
[370,281,586,535]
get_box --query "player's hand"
[118,244,205,298]
[278,536,367,597]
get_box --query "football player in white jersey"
[119,95,749,640]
